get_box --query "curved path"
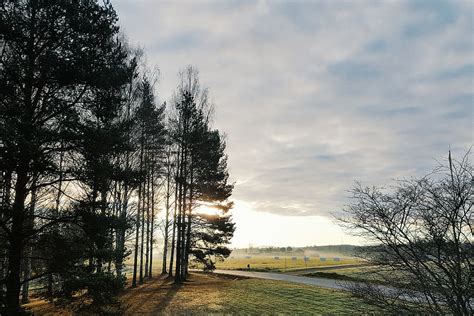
[285,263,370,275]
[212,269,348,290]
[211,269,434,305]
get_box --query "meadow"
[214,255,361,272]
[302,265,407,286]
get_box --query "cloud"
[403,0,459,38]
[113,0,473,218]
[437,64,474,80]
[328,61,381,79]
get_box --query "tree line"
[0,1,234,314]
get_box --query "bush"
[57,271,126,314]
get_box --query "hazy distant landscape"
[1,0,472,315]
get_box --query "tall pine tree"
[0,1,127,312]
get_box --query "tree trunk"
[174,184,182,281]
[168,151,180,277]
[162,155,172,274]
[179,145,188,280]
[7,4,36,311]
[5,168,29,313]
[184,165,193,276]
[149,166,155,278]
[48,142,64,298]
[117,85,133,277]
[144,162,150,278]
[174,145,184,282]
[116,182,128,276]
[0,171,12,303]
[139,176,145,283]
[132,148,144,287]
[21,179,36,304]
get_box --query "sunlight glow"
[229,199,364,248]
[195,204,220,216]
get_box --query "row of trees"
[251,246,294,253]
[0,1,234,314]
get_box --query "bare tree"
[340,151,473,315]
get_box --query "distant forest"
[0,1,234,314]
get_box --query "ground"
[25,273,381,315]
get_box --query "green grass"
[210,278,381,314]
[302,265,399,287]
[306,266,373,277]
[301,270,390,287]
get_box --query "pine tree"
[168,67,234,282]
[185,129,234,273]
[132,77,166,286]
[0,1,126,312]
[190,211,235,271]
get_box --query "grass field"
[214,255,361,272]
[25,273,381,315]
[303,265,404,286]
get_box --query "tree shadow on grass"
[121,275,170,314]
[151,280,183,314]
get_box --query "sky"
[113,0,473,248]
